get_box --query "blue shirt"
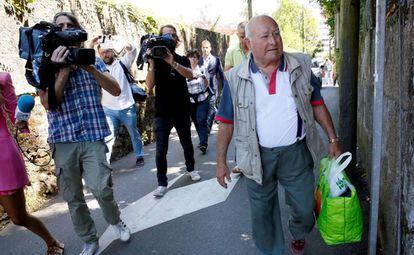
[216,55,324,124]
[47,58,110,143]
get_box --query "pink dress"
[0,72,30,193]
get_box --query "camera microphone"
[15,94,35,133]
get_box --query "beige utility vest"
[225,52,326,185]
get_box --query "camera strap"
[119,61,136,84]
[119,61,147,102]
[22,27,37,87]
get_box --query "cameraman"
[38,12,130,255]
[146,24,201,198]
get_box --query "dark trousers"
[206,95,217,132]
[154,115,195,186]
[246,139,315,255]
[190,99,210,147]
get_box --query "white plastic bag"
[328,152,352,197]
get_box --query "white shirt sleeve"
[120,44,138,69]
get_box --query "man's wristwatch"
[328,137,340,144]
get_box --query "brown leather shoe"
[290,239,305,255]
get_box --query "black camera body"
[136,34,175,69]
[150,46,168,59]
[18,21,96,109]
[19,21,96,88]
[39,21,95,65]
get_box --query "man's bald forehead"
[246,15,279,38]
[250,15,278,29]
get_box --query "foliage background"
[274,0,321,55]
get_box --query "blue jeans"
[190,99,210,147]
[104,105,144,162]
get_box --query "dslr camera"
[136,34,175,69]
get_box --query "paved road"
[0,86,367,255]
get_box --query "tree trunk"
[338,0,360,165]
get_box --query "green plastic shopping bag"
[315,153,363,245]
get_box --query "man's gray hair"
[237,21,248,31]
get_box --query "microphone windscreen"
[17,95,35,113]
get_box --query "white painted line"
[96,173,240,254]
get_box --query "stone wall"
[0,0,228,210]
[181,27,230,65]
[357,0,414,254]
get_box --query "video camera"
[34,21,95,66]
[19,21,96,88]
[18,21,96,109]
[136,34,175,70]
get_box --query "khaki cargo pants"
[52,141,121,244]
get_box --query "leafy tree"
[273,0,321,55]
[4,0,37,22]
[316,0,339,37]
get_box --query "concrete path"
[0,86,367,255]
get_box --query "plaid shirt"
[186,66,209,103]
[47,58,110,143]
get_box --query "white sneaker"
[153,186,167,197]
[79,241,99,255]
[189,170,201,181]
[112,220,130,242]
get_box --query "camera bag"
[119,61,147,102]
[19,23,59,109]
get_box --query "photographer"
[38,12,130,255]
[145,24,201,198]
[90,38,145,167]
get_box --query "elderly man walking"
[215,15,342,255]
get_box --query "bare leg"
[0,189,57,247]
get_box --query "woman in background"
[186,49,210,154]
[0,72,64,255]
